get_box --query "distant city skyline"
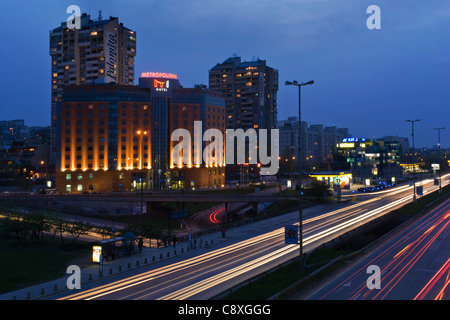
[0,0,449,148]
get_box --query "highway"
[304,197,450,300]
[48,175,449,300]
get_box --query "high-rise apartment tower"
[49,13,136,164]
[209,56,278,131]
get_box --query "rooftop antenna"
[98,10,103,21]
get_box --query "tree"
[65,220,93,244]
[305,180,332,202]
[26,211,51,243]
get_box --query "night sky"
[1,0,448,148]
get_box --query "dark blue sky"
[1,0,449,148]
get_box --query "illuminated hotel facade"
[55,73,226,194]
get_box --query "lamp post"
[286,79,314,271]
[406,119,420,203]
[433,127,445,194]
[136,130,149,215]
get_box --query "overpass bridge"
[0,192,298,216]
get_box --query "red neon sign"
[154,79,166,88]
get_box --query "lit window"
[66,185,72,193]
[77,185,83,192]
[66,174,72,180]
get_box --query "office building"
[334,137,403,184]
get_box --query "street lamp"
[286,79,314,271]
[433,127,445,194]
[406,119,420,203]
[136,130,149,215]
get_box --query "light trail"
[209,208,224,224]
[155,182,447,300]
[60,176,449,300]
[315,197,450,300]
[157,245,297,300]
[414,257,450,300]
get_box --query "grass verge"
[0,240,90,295]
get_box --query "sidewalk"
[0,233,219,300]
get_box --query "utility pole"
[433,127,445,194]
[406,120,420,203]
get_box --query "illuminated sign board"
[154,79,170,92]
[342,137,366,143]
[432,163,440,170]
[141,72,178,79]
[104,24,118,83]
[285,225,298,244]
[92,245,102,263]
[339,143,355,148]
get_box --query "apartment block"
[49,13,136,165]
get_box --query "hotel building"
[55,73,226,194]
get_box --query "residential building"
[49,13,136,165]
[209,56,278,131]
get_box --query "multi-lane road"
[44,175,449,300]
[304,197,450,300]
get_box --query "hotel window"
[89,173,94,180]
[66,174,72,180]
[77,185,83,192]
[77,174,83,181]
[66,185,72,193]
